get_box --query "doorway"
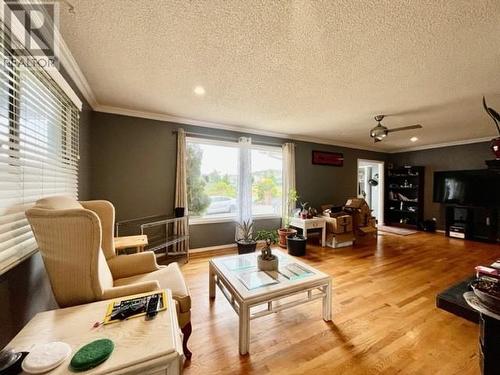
[357,159,384,224]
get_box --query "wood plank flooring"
[181,232,500,374]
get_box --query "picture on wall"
[312,150,344,167]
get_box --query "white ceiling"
[59,0,500,151]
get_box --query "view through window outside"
[186,140,282,220]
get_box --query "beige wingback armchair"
[26,196,192,358]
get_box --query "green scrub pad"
[69,339,114,372]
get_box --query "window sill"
[189,215,281,225]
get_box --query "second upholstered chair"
[25,196,192,358]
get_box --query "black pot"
[175,207,185,218]
[236,240,257,254]
[287,235,307,256]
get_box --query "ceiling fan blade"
[387,124,423,133]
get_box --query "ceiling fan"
[369,115,423,143]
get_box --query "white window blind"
[0,22,80,274]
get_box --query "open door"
[357,159,384,225]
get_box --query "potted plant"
[257,239,278,271]
[299,201,309,219]
[255,229,279,245]
[236,220,257,254]
[277,189,298,248]
[287,233,307,256]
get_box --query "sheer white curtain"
[236,137,253,239]
[282,143,296,226]
[174,128,188,252]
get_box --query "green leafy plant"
[236,220,254,243]
[255,229,278,244]
[283,189,299,228]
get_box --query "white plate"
[22,342,72,374]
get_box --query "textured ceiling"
[59,0,500,151]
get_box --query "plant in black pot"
[287,233,307,256]
[236,220,257,254]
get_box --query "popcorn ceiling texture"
[60,0,500,151]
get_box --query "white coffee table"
[289,217,327,247]
[7,290,183,374]
[209,250,332,355]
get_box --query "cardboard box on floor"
[325,214,353,234]
[326,232,354,248]
[343,198,378,246]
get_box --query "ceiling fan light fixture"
[370,124,388,142]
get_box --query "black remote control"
[145,294,160,320]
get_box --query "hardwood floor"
[181,232,500,374]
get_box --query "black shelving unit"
[385,166,425,229]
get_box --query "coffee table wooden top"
[8,290,182,374]
[210,249,330,301]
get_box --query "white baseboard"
[190,243,236,253]
[190,240,268,254]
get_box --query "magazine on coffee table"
[278,263,314,280]
[237,270,279,290]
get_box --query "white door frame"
[357,159,385,225]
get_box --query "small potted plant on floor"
[277,189,298,248]
[236,220,257,254]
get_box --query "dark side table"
[463,292,500,375]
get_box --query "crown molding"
[94,104,383,152]
[55,22,98,108]
[389,136,494,153]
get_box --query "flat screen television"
[433,170,500,206]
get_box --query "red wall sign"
[312,150,344,166]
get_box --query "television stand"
[445,205,499,243]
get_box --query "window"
[187,138,282,223]
[0,23,80,274]
[251,148,282,216]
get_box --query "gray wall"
[0,69,92,348]
[89,111,388,248]
[389,141,492,229]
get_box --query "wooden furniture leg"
[181,322,192,360]
[323,280,333,321]
[239,304,250,355]
[209,263,216,299]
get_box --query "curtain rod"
[171,130,284,147]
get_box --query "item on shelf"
[257,239,279,270]
[69,339,114,372]
[236,220,257,254]
[22,342,72,374]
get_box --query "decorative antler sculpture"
[483,97,500,160]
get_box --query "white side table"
[8,290,183,374]
[289,217,326,247]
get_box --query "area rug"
[378,225,418,236]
